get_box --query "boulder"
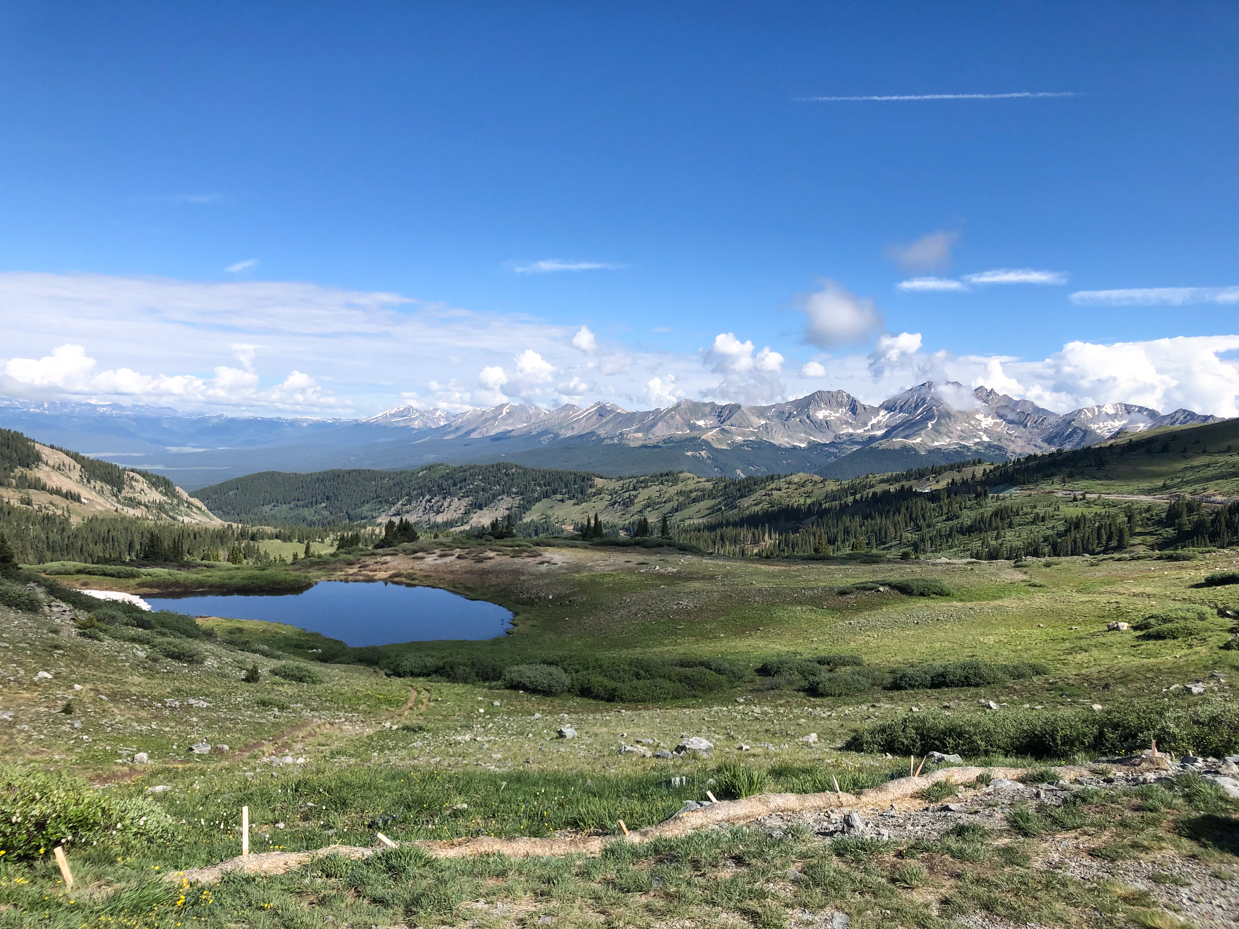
[842,812,864,834]
[1186,683,1207,695]
[654,749,673,759]
[35,671,52,680]
[557,727,577,739]
[145,785,172,794]
[675,736,714,754]
[619,743,652,758]
[800,733,819,744]
[191,742,212,754]
[1106,622,1130,631]
[1209,776,1239,800]
[132,752,149,764]
[927,751,963,765]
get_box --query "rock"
[1091,704,1103,712]
[675,737,714,754]
[1209,776,1239,800]
[668,776,688,787]
[145,785,172,794]
[557,727,577,739]
[1186,683,1207,695]
[532,712,541,719]
[35,671,52,680]
[984,700,999,711]
[492,701,500,706]
[132,752,149,764]
[800,733,819,743]
[654,750,673,759]
[1182,755,1203,766]
[676,800,702,815]
[989,778,1023,790]
[927,751,963,764]
[738,744,752,751]
[619,744,652,758]
[843,812,864,834]
[73,684,82,690]
[1106,622,1130,631]
[191,742,212,754]
[635,738,654,745]
[828,915,850,929]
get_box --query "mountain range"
[0,385,1218,489]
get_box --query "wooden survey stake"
[242,806,250,857]
[53,846,73,890]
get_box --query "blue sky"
[2,2,1238,416]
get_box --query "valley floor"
[2,545,1237,927]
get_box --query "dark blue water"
[146,582,512,646]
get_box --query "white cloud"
[1,343,339,411]
[478,366,508,390]
[571,326,597,352]
[868,332,924,377]
[973,358,1023,395]
[231,343,258,370]
[514,349,555,384]
[897,277,968,292]
[886,231,958,272]
[801,361,827,377]
[800,91,1079,102]
[225,259,259,273]
[513,259,617,274]
[703,333,785,404]
[1070,286,1239,306]
[965,268,1067,285]
[800,281,884,347]
[646,375,683,408]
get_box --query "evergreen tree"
[0,530,14,566]
[634,515,650,537]
[659,514,670,538]
[304,540,313,558]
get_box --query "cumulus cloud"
[571,326,597,352]
[886,230,958,272]
[965,268,1067,285]
[231,344,258,370]
[225,259,258,273]
[1,343,341,411]
[800,281,884,347]
[514,349,555,384]
[513,259,618,274]
[1070,286,1239,306]
[703,333,785,404]
[478,366,508,390]
[897,277,968,292]
[801,361,827,377]
[973,358,1023,395]
[868,332,924,377]
[646,375,683,407]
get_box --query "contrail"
[798,91,1079,102]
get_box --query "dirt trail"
[170,763,1092,883]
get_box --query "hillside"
[0,427,220,524]
[196,418,1239,559]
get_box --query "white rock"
[133,752,149,764]
[145,785,172,794]
[799,732,819,743]
[191,742,212,754]
[35,671,52,680]
[1106,622,1130,631]
[1209,776,1239,800]
[557,727,577,739]
[675,737,714,753]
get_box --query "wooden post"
[913,757,926,778]
[832,775,842,797]
[53,846,73,890]
[705,791,718,803]
[909,755,914,777]
[1151,739,1158,758]
[242,806,250,858]
[377,832,397,848]
[617,820,629,836]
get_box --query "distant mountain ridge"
[0,387,1219,488]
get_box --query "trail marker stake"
[832,775,842,797]
[53,846,73,890]
[377,832,397,848]
[706,791,718,803]
[618,820,629,836]
[242,806,250,857]
[914,757,926,778]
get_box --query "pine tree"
[0,530,14,566]
[659,514,670,538]
[304,540,313,558]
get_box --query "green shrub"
[808,667,880,697]
[153,640,204,664]
[502,663,571,695]
[241,663,261,683]
[40,563,142,578]
[1202,571,1239,587]
[844,699,1239,760]
[1139,622,1211,641]
[0,579,43,612]
[270,661,323,684]
[0,766,174,859]
[887,578,952,597]
[887,660,1047,691]
[1135,607,1211,629]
